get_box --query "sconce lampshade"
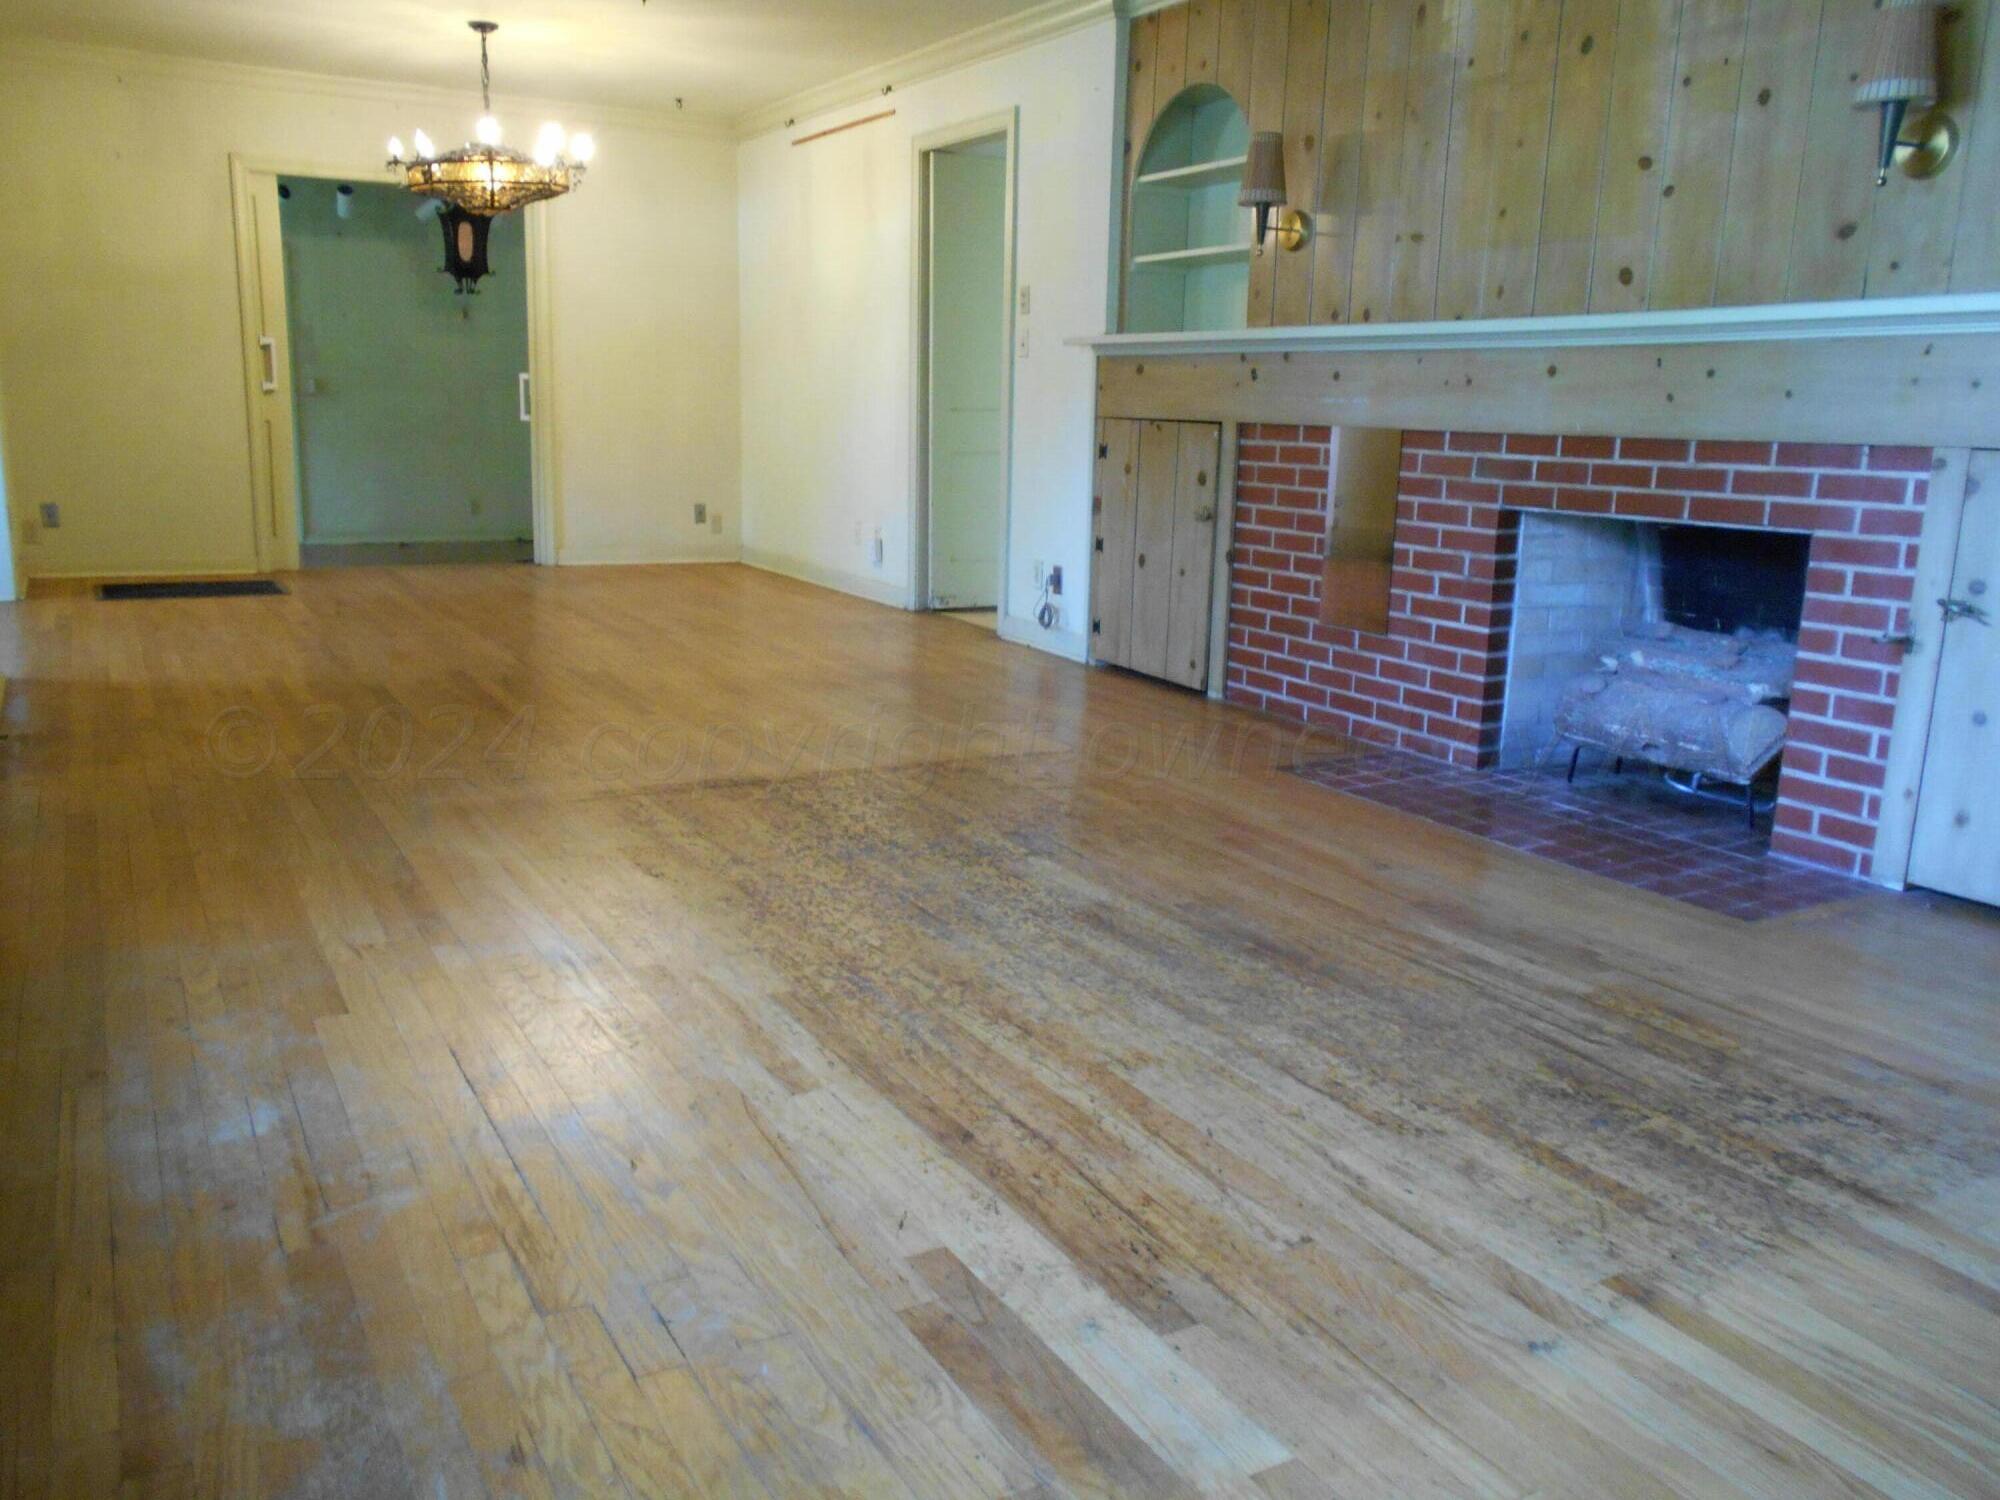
[1854,0,1939,106]
[1238,131,1287,208]
[1239,131,1287,248]
[1854,0,1941,186]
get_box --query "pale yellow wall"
[0,41,740,577]
[0,377,16,602]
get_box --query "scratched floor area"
[3,562,1997,1498]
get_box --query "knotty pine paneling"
[1125,0,2000,329]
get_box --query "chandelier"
[386,20,595,292]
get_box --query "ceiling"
[0,0,1057,123]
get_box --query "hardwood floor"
[2,561,1996,1499]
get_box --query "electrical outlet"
[40,502,61,529]
[870,529,885,568]
[1048,564,1062,596]
[694,502,708,526]
[709,508,723,535]
[1018,285,1031,316]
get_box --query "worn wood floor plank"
[2,561,1996,1498]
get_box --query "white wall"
[0,41,739,577]
[736,20,1118,657]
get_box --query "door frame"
[1875,447,1975,887]
[909,110,1018,616]
[228,152,560,571]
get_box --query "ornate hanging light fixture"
[386,20,596,292]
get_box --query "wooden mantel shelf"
[1083,293,2000,447]
[1070,293,2000,358]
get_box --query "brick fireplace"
[1227,426,1933,877]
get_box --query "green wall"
[280,178,531,545]
[925,146,1006,609]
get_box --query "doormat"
[99,580,288,600]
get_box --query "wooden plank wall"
[1122,0,2000,329]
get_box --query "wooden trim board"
[1093,332,2000,447]
[1077,292,2000,356]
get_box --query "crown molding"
[0,35,735,139]
[734,0,1116,141]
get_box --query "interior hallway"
[2,563,1996,1498]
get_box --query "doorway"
[278,177,532,566]
[229,156,555,573]
[914,118,1015,620]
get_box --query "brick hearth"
[1227,426,1934,877]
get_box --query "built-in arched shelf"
[1125,84,1252,335]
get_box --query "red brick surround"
[1227,426,1933,877]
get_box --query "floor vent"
[99,579,288,601]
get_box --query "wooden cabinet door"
[1163,423,1221,689]
[1092,419,1141,669]
[1909,449,2000,906]
[1128,420,1184,680]
[1091,418,1220,689]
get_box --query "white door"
[229,162,301,572]
[925,145,1006,610]
[1908,449,2000,905]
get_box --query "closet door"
[1091,418,1222,689]
[1127,420,1184,680]
[1908,448,2000,906]
[1092,418,1142,668]
[1162,423,1221,689]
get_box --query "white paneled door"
[1908,449,1999,906]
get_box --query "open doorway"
[277,176,533,567]
[915,118,1015,625]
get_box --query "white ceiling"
[0,0,1056,123]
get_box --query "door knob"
[1940,596,1991,625]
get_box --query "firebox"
[1498,515,1812,772]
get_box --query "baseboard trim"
[738,548,915,610]
[303,535,534,547]
[24,564,262,584]
[555,551,744,568]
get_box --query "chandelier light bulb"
[569,132,596,164]
[387,135,405,161]
[533,122,567,164]
[475,114,503,146]
[413,128,436,159]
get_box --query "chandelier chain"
[479,31,492,113]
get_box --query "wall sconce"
[1240,131,1308,253]
[1854,0,1956,185]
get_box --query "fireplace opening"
[1498,515,1812,807]
[1655,524,1812,638]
